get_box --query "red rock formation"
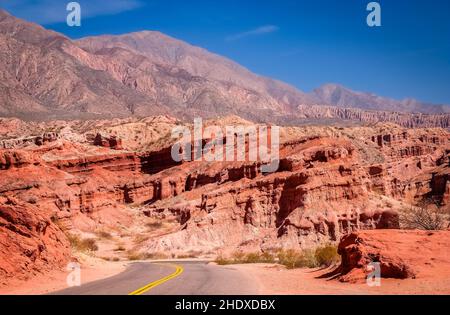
[0,122,448,271]
[0,150,39,169]
[0,197,70,284]
[93,133,123,150]
[337,230,450,282]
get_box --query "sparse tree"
[400,199,449,231]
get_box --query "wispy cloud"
[226,25,279,42]
[0,0,144,25]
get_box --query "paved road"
[53,261,260,295]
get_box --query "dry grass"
[176,251,202,259]
[126,251,169,261]
[101,256,121,262]
[314,244,340,267]
[145,221,164,231]
[216,245,340,269]
[277,249,317,269]
[133,234,151,245]
[67,235,99,252]
[216,251,277,266]
[96,230,113,240]
[114,245,126,252]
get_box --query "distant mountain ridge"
[0,9,449,124]
[311,84,450,114]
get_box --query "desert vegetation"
[400,200,449,231]
[126,251,170,261]
[95,230,113,240]
[67,235,99,253]
[215,244,340,269]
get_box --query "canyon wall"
[0,122,448,280]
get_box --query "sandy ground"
[232,264,450,295]
[0,255,127,295]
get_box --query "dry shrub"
[68,235,99,252]
[102,257,120,262]
[96,230,113,240]
[216,251,276,265]
[133,234,150,245]
[126,251,169,261]
[216,245,340,269]
[401,200,449,231]
[277,249,317,269]
[114,245,126,252]
[314,244,340,267]
[176,251,202,259]
[146,221,164,231]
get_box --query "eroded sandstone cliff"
[0,117,448,283]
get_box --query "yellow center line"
[128,263,184,295]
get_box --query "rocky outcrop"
[0,150,39,169]
[93,133,123,150]
[336,230,450,282]
[0,197,70,284]
[0,121,448,266]
[139,129,448,254]
[0,132,59,149]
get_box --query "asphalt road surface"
[53,261,260,295]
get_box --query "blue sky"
[1,0,449,104]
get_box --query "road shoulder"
[0,255,127,295]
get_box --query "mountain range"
[0,9,449,123]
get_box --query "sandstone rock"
[337,230,450,282]
[0,197,70,284]
[0,119,449,264]
[0,150,39,169]
[93,133,123,150]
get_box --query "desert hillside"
[0,9,449,126]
